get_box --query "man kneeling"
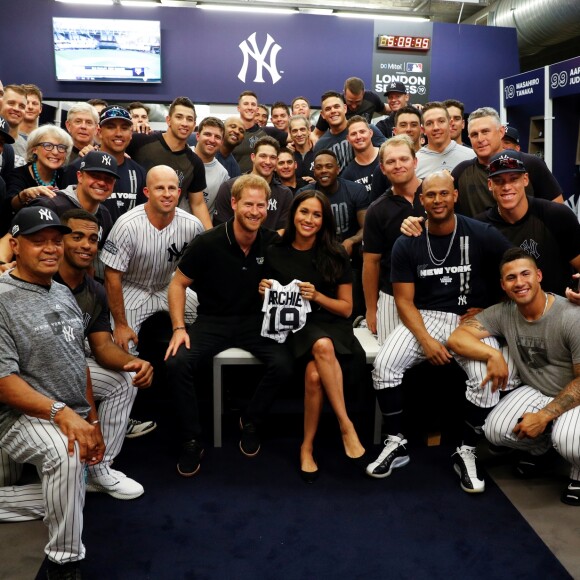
[448,248,580,506]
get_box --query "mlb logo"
[406,62,423,73]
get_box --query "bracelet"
[90,419,100,425]
[173,326,186,332]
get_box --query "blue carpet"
[37,417,572,580]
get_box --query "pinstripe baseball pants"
[0,361,137,561]
[372,309,521,407]
[484,386,580,480]
[0,416,86,563]
[376,291,401,346]
[123,287,198,355]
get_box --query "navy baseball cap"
[0,116,15,145]
[79,151,121,179]
[99,105,132,126]
[384,82,407,96]
[488,151,527,178]
[503,125,520,145]
[11,207,71,237]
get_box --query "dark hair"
[60,208,99,227]
[394,105,422,125]
[198,116,225,135]
[271,101,289,115]
[128,101,150,114]
[320,91,344,105]
[87,98,108,108]
[281,190,346,284]
[499,247,537,276]
[169,96,195,117]
[313,149,338,163]
[344,77,365,94]
[253,135,280,155]
[443,99,465,115]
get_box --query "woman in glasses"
[260,190,366,483]
[6,125,73,214]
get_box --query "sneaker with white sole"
[366,434,410,479]
[453,445,485,493]
[86,469,144,500]
[125,418,157,439]
[561,479,580,506]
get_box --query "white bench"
[212,327,381,447]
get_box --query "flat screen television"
[53,17,161,83]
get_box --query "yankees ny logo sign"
[238,32,282,84]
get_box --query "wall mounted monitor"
[53,17,161,83]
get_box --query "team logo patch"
[103,239,118,255]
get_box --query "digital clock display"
[377,35,431,51]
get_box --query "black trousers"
[166,314,294,442]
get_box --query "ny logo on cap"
[39,208,54,221]
[0,118,6,131]
[102,154,112,166]
[389,82,398,89]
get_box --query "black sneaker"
[177,440,204,477]
[46,560,82,580]
[453,445,485,493]
[561,479,580,506]
[239,418,261,457]
[365,434,410,478]
[514,452,549,479]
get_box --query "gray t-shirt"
[477,294,580,397]
[0,275,89,438]
[415,141,475,179]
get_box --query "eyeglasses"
[488,156,525,174]
[38,142,69,153]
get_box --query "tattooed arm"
[514,363,580,439]
[446,316,509,391]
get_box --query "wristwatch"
[50,401,66,423]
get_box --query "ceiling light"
[55,0,114,4]
[160,0,197,5]
[120,0,159,5]
[298,8,333,15]
[198,4,296,14]
[335,12,430,22]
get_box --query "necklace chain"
[425,215,457,266]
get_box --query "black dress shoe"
[300,467,319,484]
[348,451,369,472]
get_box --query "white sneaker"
[366,434,410,479]
[87,468,144,500]
[126,418,157,439]
[453,445,485,493]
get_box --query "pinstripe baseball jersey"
[100,205,204,310]
[261,279,311,343]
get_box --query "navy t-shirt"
[296,177,370,241]
[391,215,512,314]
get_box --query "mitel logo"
[238,32,282,84]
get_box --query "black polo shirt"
[177,219,279,316]
[363,185,424,294]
